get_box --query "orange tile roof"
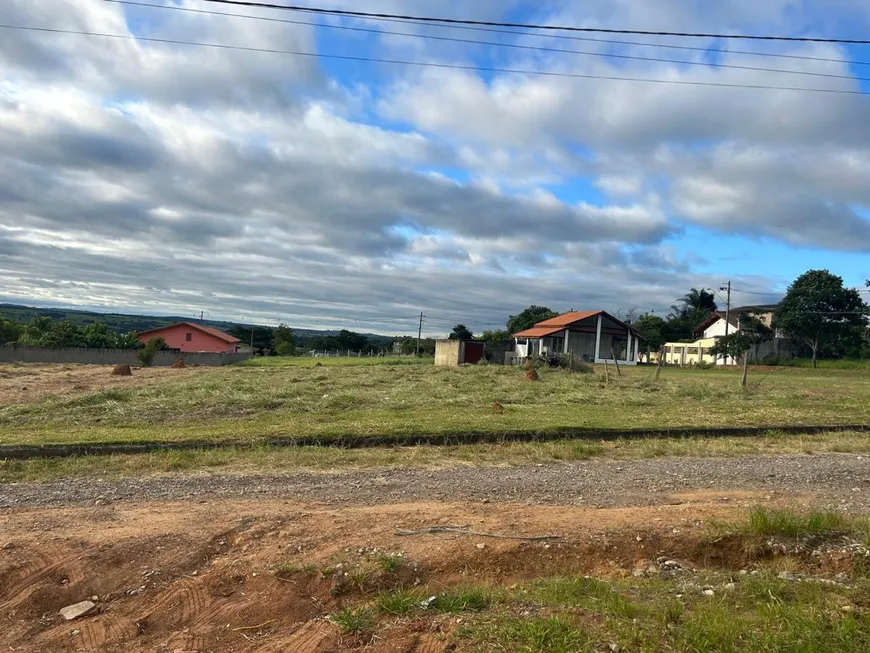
[534,311,602,327]
[512,325,567,338]
[139,322,241,343]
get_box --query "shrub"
[136,336,166,367]
[695,361,714,370]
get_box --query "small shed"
[434,339,486,367]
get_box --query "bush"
[761,354,781,366]
[136,336,166,367]
[695,360,714,370]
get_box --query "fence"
[307,350,400,358]
[0,345,252,367]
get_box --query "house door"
[463,342,485,364]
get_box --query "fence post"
[655,347,665,380]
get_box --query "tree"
[230,325,275,354]
[18,315,53,345]
[0,319,23,345]
[507,305,558,334]
[136,336,167,367]
[633,314,665,355]
[677,288,717,315]
[274,324,296,356]
[775,269,867,368]
[82,322,116,349]
[448,324,474,341]
[38,321,84,347]
[479,329,510,346]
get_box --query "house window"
[688,348,699,355]
[185,333,192,342]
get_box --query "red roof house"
[513,310,641,364]
[137,322,241,353]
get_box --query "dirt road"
[2,453,869,652]
[2,452,869,510]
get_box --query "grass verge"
[2,430,869,483]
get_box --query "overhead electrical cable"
[105,0,870,83]
[3,24,867,95]
[194,0,870,45]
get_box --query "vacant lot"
[1,359,869,448]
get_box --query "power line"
[108,0,870,69]
[196,0,870,45]
[105,1,870,84]
[5,24,868,96]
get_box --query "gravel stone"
[1,453,868,510]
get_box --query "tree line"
[0,316,141,349]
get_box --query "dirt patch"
[0,363,215,405]
[0,493,859,652]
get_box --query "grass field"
[1,358,869,449]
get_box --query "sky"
[1,0,869,336]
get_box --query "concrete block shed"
[434,340,486,366]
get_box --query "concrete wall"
[434,339,462,367]
[0,345,251,367]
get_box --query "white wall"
[702,317,734,339]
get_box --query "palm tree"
[677,288,717,316]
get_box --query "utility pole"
[250,325,255,349]
[199,310,204,324]
[415,312,424,356]
[719,281,732,365]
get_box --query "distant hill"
[0,303,395,343]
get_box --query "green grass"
[457,573,870,652]
[725,506,870,541]
[374,588,420,615]
[2,360,870,449]
[778,358,870,370]
[329,607,374,634]
[2,430,870,483]
[432,587,492,613]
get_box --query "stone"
[476,543,486,550]
[2,542,14,550]
[841,605,854,612]
[60,601,97,621]
[702,589,715,597]
[778,571,796,581]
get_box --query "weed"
[432,587,491,613]
[329,607,373,634]
[377,554,402,574]
[68,389,132,406]
[483,616,589,653]
[533,577,640,618]
[746,506,848,538]
[375,588,420,615]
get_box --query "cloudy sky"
[2,0,869,336]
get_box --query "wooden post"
[610,348,621,376]
[741,350,749,390]
[655,347,665,380]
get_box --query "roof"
[533,311,603,327]
[512,326,567,338]
[692,304,779,335]
[514,310,641,338]
[138,322,241,343]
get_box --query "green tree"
[448,324,474,341]
[39,321,84,347]
[774,269,867,368]
[82,322,116,348]
[677,288,717,315]
[633,314,665,354]
[231,325,275,354]
[479,329,510,347]
[136,336,167,367]
[274,324,296,356]
[115,331,141,350]
[507,305,558,334]
[0,319,23,345]
[18,315,53,345]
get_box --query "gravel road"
[2,453,870,510]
